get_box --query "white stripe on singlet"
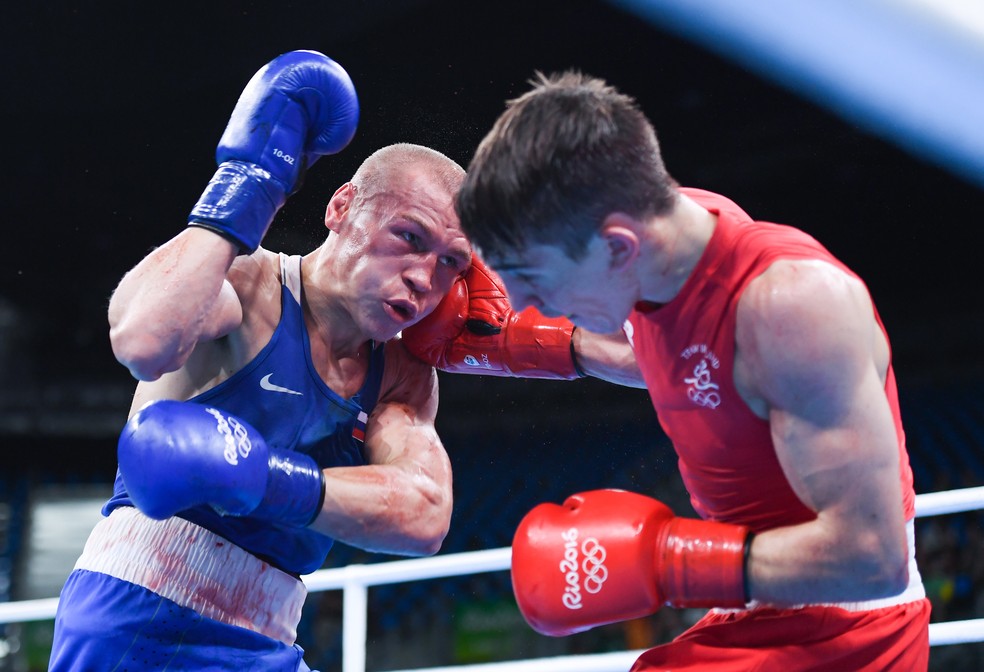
[74,506,307,645]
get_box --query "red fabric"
[624,188,916,531]
[630,599,930,671]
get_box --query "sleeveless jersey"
[104,254,385,575]
[625,188,915,531]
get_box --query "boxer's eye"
[439,255,462,270]
[399,231,421,247]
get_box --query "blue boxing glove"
[188,50,359,253]
[118,399,325,527]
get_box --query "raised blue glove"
[118,399,325,526]
[188,49,359,252]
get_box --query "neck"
[638,193,717,304]
[301,249,370,360]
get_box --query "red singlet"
[624,189,929,671]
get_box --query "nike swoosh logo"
[259,374,303,396]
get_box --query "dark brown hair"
[457,71,677,261]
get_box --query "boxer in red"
[403,71,930,670]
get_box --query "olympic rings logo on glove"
[205,407,253,466]
[580,537,608,594]
[559,528,609,610]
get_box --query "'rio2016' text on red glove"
[510,489,750,636]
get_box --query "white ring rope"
[914,485,984,517]
[0,486,981,671]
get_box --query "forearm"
[312,462,452,556]
[109,228,240,380]
[320,354,452,555]
[573,328,647,388]
[746,511,910,605]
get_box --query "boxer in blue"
[49,50,471,671]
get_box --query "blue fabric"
[49,570,314,671]
[103,256,385,575]
[57,255,386,669]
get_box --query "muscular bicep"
[766,362,902,525]
[366,340,452,513]
[109,229,245,380]
[737,260,907,603]
[199,280,244,340]
[739,261,899,512]
[309,340,452,555]
[737,262,898,510]
[364,340,442,460]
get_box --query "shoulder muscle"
[736,259,880,419]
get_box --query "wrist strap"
[569,327,587,378]
[188,160,288,253]
[742,531,755,603]
[502,309,582,380]
[659,518,750,609]
[252,448,325,527]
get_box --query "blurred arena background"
[2,0,983,669]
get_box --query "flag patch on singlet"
[352,411,368,442]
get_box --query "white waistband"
[75,506,307,645]
[718,519,926,614]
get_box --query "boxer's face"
[489,235,634,334]
[327,173,471,341]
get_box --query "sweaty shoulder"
[212,247,281,350]
[378,338,440,420]
[734,258,885,416]
[227,249,281,311]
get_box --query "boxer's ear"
[599,213,640,271]
[325,183,356,233]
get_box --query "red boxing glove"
[511,489,750,637]
[402,254,583,379]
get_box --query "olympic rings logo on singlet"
[205,407,254,466]
[559,527,609,610]
[681,346,722,410]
